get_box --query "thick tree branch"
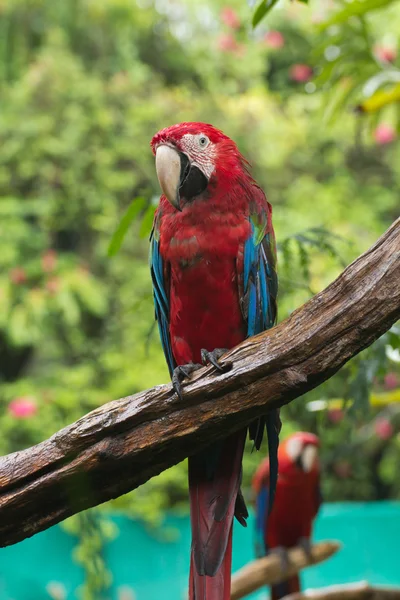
[230,541,340,599]
[0,219,399,547]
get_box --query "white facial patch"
[286,436,303,462]
[181,133,216,179]
[301,445,318,473]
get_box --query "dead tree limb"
[0,219,399,547]
[283,582,400,600]
[230,541,340,599]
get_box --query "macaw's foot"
[298,537,313,561]
[172,348,231,400]
[270,546,290,576]
[200,348,230,372]
[172,363,202,401]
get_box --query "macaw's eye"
[198,135,210,148]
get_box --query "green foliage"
[253,0,281,27]
[277,227,348,295]
[108,198,147,257]
[253,0,400,129]
[63,510,117,600]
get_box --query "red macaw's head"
[151,122,249,211]
[252,432,320,494]
[279,432,320,477]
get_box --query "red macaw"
[150,122,279,600]
[252,432,321,600]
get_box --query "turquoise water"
[1,502,400,599]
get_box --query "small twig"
[230,541,340,599]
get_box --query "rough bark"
[230,541,340,599]
[283,582,400,600]
[0,218,399,548]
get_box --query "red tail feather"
[189,528,233,600]
[188,431,247,600]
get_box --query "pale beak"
[301,445,318,473]
[155,145,182,210]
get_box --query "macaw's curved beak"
[155,145,208,211]
[299,445,318,473]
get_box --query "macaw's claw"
[200,348,230,372]
[172,363,202,400]
[298,537,313,561]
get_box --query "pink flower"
[328,408,344,424]
[375,417,394,440]
[289,64,313,83]
[374,124,396,145]
[8,396,37,419]
[264,30,285,49]
[46,276,60,295]
[41,249,57,273]
[374,45,397,63]
[9,267,27,285]
[333,460,352,479]
[217,33,241,54]
[384,372,398,390]
[220,7,240,30]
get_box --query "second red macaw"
[150,122,279,599]
[253,432,321,600]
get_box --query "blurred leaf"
[323,78,357,124]
[8,305,31,345]
[320,0,397,29]
[252,0,280,27]
[139,204,155,238]
[56,290,81,326]
[108,198,146,257]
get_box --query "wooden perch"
[230,541,340,600]
[0,219,399,547]
[283,582,400,600]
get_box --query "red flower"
[374,124,396,145]
[374,45,397,63]
[41,249,57,273]
[8,396,37,419]
[264,30,285,49]
[327,408,344,424]
[384,372,398,391]
[9,267,27,285]
[217,33,241,54]
[220,7,241,30]
[289,64,313,83]
[374,417,394,440]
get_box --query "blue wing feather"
[242,209,279,515]
[244,220,276,337]
[255,485,269,557]
[247,284,257,338]
[256,486,269,538]
[150,226,175,377]
[259,260,269,329]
